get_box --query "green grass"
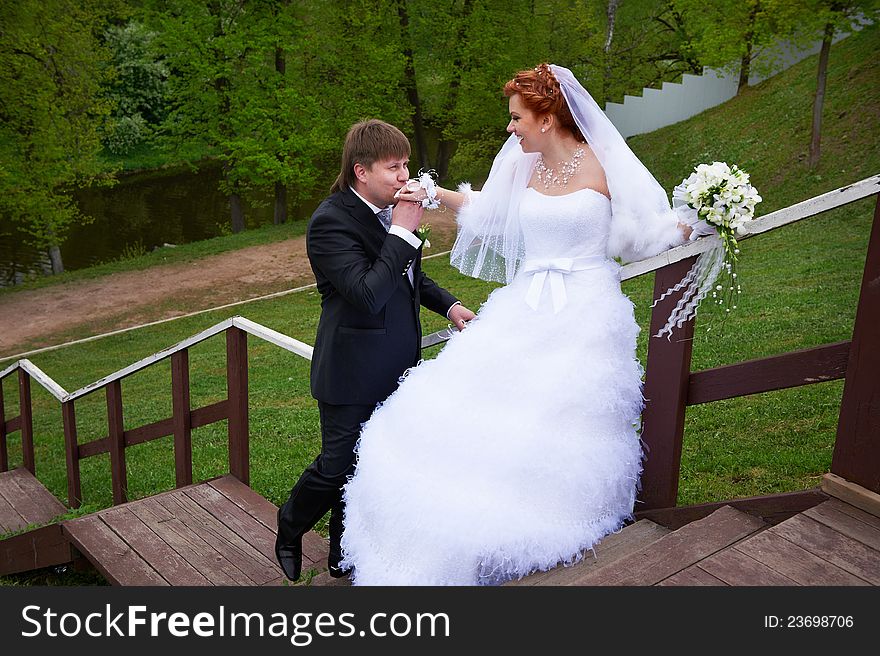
[1,25,878,583]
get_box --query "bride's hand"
[677,222,694,241]
[395,179,427,205]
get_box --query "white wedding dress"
[340,185,647,585]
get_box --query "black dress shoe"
[275,534,302,581]
[327,552,352,579]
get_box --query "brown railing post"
[18,369,35,475]
[0,379,7,472]
[106,380,127,504]
[172,349,193,487]
[639,256,697,510]
[62,400,82,508]
[832,195,880,493]
[226,327,249,485]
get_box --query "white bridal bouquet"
[654,161,762,338]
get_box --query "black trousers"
[276,402,374,549]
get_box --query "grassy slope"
[2,25,878,566]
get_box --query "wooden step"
[0,467,67,534]
[715,504,877,586]
[661,497,880,586]
[0,467,74,576]
[507,519,671,586]
[575,505,767,586]
[61,475,329,586]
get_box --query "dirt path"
[0,212,457,358]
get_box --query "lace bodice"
[519,186,612,261]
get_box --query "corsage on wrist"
[402,169,442,209]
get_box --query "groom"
[275,119,475,580]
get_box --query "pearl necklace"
[534,147,586,190]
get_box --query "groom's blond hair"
[331,119,411,193]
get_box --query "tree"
[673,0,780,94]
[0,0,115,275]
[102,19,169,155]
[796,0,878,168]
[760,0,878,168]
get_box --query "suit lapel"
[340,187,385,238]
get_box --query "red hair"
[503,63,584,142]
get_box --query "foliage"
[101,19,169,154]
[0,0,117,257]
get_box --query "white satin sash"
[522,256,608,313]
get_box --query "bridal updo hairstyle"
[503,63,585,143]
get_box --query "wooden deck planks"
[0,468,66,532]
[55,477,333,585]
[656,566,728,586]
[101,505,211,586]
[207,475,328,567]
[767,513,880,584]
[576,506,766,586]
[0,486,25,533]
[134,497,244,586]
[154,492,274,585]
[62,514,168,585]
[183,484,277,566]
[509,520,671,586]
[803,499,880,550]
[734,530,869,585]
[695,547,799,586]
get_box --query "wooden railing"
[1,176,878,514]
[637,175,880,509]
[0,317,312,508]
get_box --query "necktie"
[377,206,392,231]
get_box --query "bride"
[339,64,693,585]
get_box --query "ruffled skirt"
[341,263,645,585]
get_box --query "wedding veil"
[450,64,684,283]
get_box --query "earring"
[541,127,546,133]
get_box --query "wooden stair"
[507,518,671,586]
[61,475,329,585]
[513,497,880,586]
[510,505,768,586]
[0,467,67,535]
[0,467,72,576]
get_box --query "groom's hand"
[449,304,476,331]
[391,198,424,232]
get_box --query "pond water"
[1,161,322,284]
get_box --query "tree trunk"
[809,23,834,170]
[603,0,620,100]
[435,0,474,182]
[737,44,751,92]
[604,0,619,52]
[274,181,287,225]
[396,0,428,170]
[737,2,759,94]
[436,140,453,184]
[274,44,287,225]
[230,192,245,233]
[48,244,64,275]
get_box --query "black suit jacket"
[306,187,458,405]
